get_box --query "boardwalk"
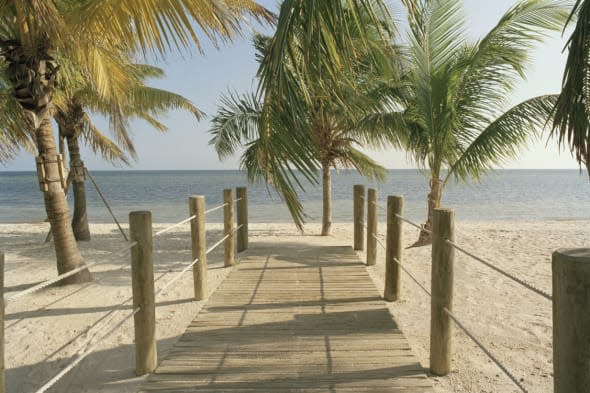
[140,243,434,392]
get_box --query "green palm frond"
[79,113,130,165]
[394,0,568,182]
[448,95,558,182]
[338,146,387,182]
[552,0,590,172]
[209,91,262,159]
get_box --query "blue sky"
[1,0,581,171]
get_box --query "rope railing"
[371,221,528,393]
[443,307,529,393]
[154,215,197,237]
[371,200,546,300]
[206,234,230,255]
[372,233,431,297]
[445,239,552,301]
[355,187,553,393]
[34,307,141,393]
[1,187,250,393]
[205,203,227,215]
[155,258,200,297]
[6,241,138,304]
[395,214,432,234]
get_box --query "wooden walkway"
[140,243,434,392]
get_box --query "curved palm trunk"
[66,135,91,241]
[321,162,332,236]
[411,177,443,247]
[37,119,92,284]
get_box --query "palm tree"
[211,1,397,235]
[0,1,271,283]
[54,63,201,241]
[368,0,568,246]
[552,0,590,176]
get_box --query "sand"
[0,219,587,393]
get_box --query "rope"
[395,214,432,234]
[206,234,229,255]
[34,307,140,393]
[233,224,244,234]
[6,242,137,304]
[443,307,528,393]
[154,215,196,236]
[371,234,528,393]
[205,203,228,215]
[445,240,552,301]
[155,257,199,296]
[235,198,243,203]
[372,234,432,297]
[372,201,386,211]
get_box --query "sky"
[0,0,582,171]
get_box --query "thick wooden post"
[353,185,365,251]
[189,196,207,300]
[0,253,4,393]
[223,189,236,267]
[384,196,403,302]
[366,188,377,266]
[430,208,454,376]
[236,187,248,252]
[129,211,157,376]
[552,248,590,393]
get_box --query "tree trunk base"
[58,268,93,285]
[408,228,432,248]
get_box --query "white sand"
[0,220,587,393]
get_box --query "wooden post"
[0,253,4,393]
[366,188,377,266]
[384,196,403,302]
[129,211,157,376]
[189,196,207,300]
[430,208,455,376]
[353,185,365,251]
[236,187,248,252]
[223,189,236,267]
[552,248,590,393]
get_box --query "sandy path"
[0,220,587,392]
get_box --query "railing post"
[189,196,207,301]
[366,188,377,266]
[129,211,157,376]
[353,185,365,251]
[552,248,590,393]
[223,189,236,267]
[0,252,4,393]
[430,208,455,376]
[384,196,403,302]
[236,187,248,252]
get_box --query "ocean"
[1,170,589,224]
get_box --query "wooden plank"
[139,244,433,393]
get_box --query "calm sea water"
[0,170,589,224]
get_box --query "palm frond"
[72,0,273,57]
[209,91,262,159]
[79,113,130,165]
[448,95,558,182]
[339,146,387,182]
[552,0,590,170]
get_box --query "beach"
[1,219,585,393]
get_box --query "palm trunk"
[321,162,332,236]
[67,135,91,241]
[37,118,92,284]
[411,177,443,247]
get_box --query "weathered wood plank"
[139,244,433,393]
